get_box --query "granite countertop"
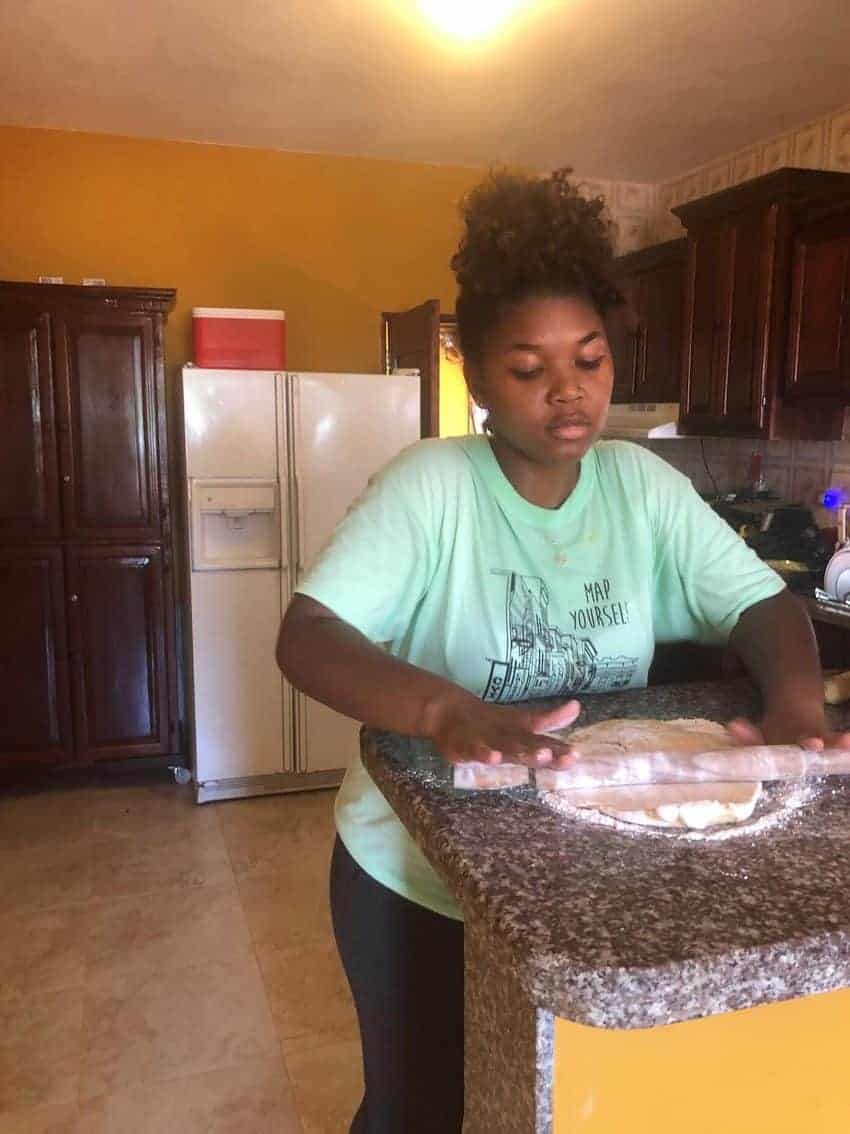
[362,680,850,1030]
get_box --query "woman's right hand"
[426,696,581,769]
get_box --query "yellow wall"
[0,124,482,393]
[439,353,471,437]
[0,124,483,601]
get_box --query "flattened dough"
[554,718,762,830]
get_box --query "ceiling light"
[417,0,527,41]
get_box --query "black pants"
[330,836,465,1134]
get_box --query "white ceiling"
[2,0,849,181]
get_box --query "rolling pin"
[452,744,850,791]
[534,744,850,792]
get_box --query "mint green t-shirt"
[296,436,784,920]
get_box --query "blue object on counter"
[823,487,847,510]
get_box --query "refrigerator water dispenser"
[190,479,280,570]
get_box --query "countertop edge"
[525,932,850,1029]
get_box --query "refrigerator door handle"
[276,371,289,573]
[289,376,306,582]
[293,472,304,581]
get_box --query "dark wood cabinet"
[67,545,173,760]
[784,212,850,401]
[723,211,770,432]
[0,282,177,771]
[0,308,62,541]
[680,208,776,435]
[0,547,73,764]
[681,209,772,435]
[55,310,162,542]
[608,240,685,404]
[607,276,641,403]
[638,249,685,404]
[680,219,729,424]
[675,168,850,438]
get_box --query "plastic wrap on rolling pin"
[452,762,530,790]
[535,745,850,792]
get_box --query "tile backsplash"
[575,99,850,253]
[635,438,850,528]
[652,100,850,243]
[574,176,658,256]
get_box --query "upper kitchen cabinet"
[0,308,62,542]
[674,168,850,439]
[608,239,685,404]
[0,283,175,545]
[784,210,850,402]
[606,275,641,403]
[54,308,163,542]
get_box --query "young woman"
[277,168,847,1134]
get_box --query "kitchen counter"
[361,680,850,1133]
[800,592,850,628]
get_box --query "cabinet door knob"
[63,474,71,484]
[69,593,79,603]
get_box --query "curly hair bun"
[451,167,621,360]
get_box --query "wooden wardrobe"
[0,281,179,771]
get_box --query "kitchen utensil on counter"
[824,504,850,601]
[825,670,850,705]
[534,743,850,791]
[452,743,850,791]
[814,587,850,618]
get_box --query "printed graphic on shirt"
[482,570,638,703]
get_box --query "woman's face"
[464,293,613,467]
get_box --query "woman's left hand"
[727,707,850,751]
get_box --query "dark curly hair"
[451,167,622,362]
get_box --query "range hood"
[601,402,680,440]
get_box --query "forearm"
[276,597,477,738]
[728,589,823,721]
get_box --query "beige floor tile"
[77,1056,302,1134]
[90,823,233,901]
[237,846,333,950]
[85,881,252,984]
[255,941,357,1053]
[285,1038,363,1134]
[0,988,84,1116]
[79,954,278,1101]
[217,790,336,880]
[0,791,93,852]
[89,784,217,840]
[0,842,93,916]
[0,1100,80,1133]
[0,905,88,1000]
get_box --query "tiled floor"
[0,779,362,1133]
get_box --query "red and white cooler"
[192,308,286,370]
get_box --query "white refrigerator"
[182,367,420,803]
